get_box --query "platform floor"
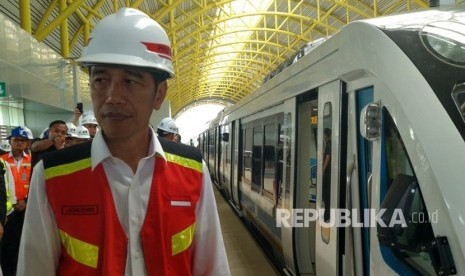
[214,187,279,276]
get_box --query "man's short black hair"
[49,120,67,129]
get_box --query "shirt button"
[135,251,140,259]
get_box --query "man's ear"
[153,81,167,110]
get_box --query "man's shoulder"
[158,138,202,162]
[41,141,92,169]
[0,152,8,160]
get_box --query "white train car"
[199,7,465,275]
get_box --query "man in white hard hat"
[19,8,230,276]
[64,122,79,147]
[75,125,91,144]
[157,117,179,141]
[80,112,99,138]
[0,140,11,155]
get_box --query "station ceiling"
[1,0,430,116]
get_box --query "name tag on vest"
[170,200,191,207]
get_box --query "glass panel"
[420,21,465,65]
[252,126,263,193]
[452,82,465,122]
[283,113,292,211]
[277,122,284,208]
[263,123,277,200]
[322,102,332,223]
[243,128,252,185]
[383,109,436,275]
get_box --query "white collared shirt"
[18,128,230,276]
[7,151,28,172]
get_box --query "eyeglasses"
[11,138,28,143]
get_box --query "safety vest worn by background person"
[43,139,203,276]
[0,152,31,202]
[0,159,13,215]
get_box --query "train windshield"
[420,21,465,66]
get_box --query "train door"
[342,86,374,276]
[315,80,345,275]
[295,94,318,275]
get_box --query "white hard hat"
[77,8,174,78]
[0,140,11,152]
[157,117,179,134]
[81,112,98,125]
[22,126,34,139]
[39,127,49,139]
[76,126,91,139]
[66,123,78,138]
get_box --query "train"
[198,7,465,276]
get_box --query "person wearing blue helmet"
[0,127,32,276]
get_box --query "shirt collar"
[91,126,166,171]
[8,151,27,159]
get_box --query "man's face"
[49,124,68,138]
[83,123,97,137]
[163,133,176,141]
[90,66,166,141]
[10,137,28,152]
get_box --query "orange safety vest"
[0,152,31,201]
[43,139,203,275]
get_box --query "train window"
[381,109,436,275]
[282,113,292,211]
[452,82,465,122]
[277,122,284,208]
[384,111,414,185]
[208,129,215,172]
[420,21,465,65]
[263,123,277,200]
[222,125,230,185]
[242,128,252,186]
[252,126,263,193]
[322,102,332,223]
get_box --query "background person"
[0,141,10,156]
[65,122,78,147]
[18,8,230,276]
[0,159,7,264]
[80,112,99,138]
[157,117,179,141]
[30,120,68,170]
[75,125,91,144]
[0,127,32,276]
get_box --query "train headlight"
[360,103,381,141]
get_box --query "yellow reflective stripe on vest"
[59,229,99,268]
[165,153,202,173]
[172,223,195,256]
[45,158,91,180]
[1,160,13,213]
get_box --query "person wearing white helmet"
[0,140,11,154]
[75,125,91,144]
[19,8,230,276]
[65,122,78,147]
[80,112,99,138]
[157,117,179,141]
